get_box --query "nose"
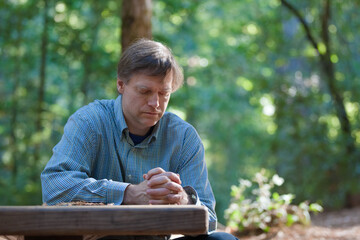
[148,93,160,109]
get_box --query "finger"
[146,185,182,197]
[149,200,180,205]
[147,172,181,185]
[149,194,182,205]
[168,194,182,203]
[165,182,183,192]
[147,176,183,190]
[146,170,181,184]
[145,167,165,180]
[147,175,171,187]
[148,199,171,205]
[164,172,181,184]
[146,188,171,197]
[147,188,170,196]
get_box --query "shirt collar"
[114,94,128,135]
[114,94,160,146]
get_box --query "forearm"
[41,170,129,205]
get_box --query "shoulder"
[70,99,115,128]
[160,112,201,142]
[161,111,193,130]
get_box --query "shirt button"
[128,174,132,180]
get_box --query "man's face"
[117,72,173,136]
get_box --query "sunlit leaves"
[1,0,359,219]
[225,170,322,234]
[236,77,253,92]
[318,42,327,54]
[0,0,121,205]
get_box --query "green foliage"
[0,0,120,205]
[0,1,359,227]
[154,0,360,223]
[225,169,323,234]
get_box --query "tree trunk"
[281,0,355,156]
[34,0,49,166]
[319,0,354,154]
[121,0,152,51]
[9,15,24,183]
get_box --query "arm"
[134,126,217,230]
[41,111,129,205]
[177,127,217,232]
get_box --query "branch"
[321,0,330,53]
[281,0,321,55]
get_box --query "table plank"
[0,205,208,236]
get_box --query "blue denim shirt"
[41,95,217,231]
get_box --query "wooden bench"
[0,205,208,239]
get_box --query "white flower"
[254,171,267,184]
[281,194,294,204]
[240,179,252,188]
[272,174,284,186]
[258,196,271,209]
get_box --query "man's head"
[117,39,183,136]
[117,39,183,92]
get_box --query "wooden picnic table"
[0,205,208,239]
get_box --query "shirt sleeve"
[178,126,217,232]
[40,111,129,205]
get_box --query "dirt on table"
[227,207,360,240]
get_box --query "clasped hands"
[123,167,189,205]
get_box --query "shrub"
[224,169,323,234]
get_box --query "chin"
[143,120,159,128]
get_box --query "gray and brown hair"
[117,39,184,92]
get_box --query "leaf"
[309,203,323,213]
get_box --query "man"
[41,39,237,240]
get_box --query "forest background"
[1,0,359,225]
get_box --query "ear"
[117,79,125,94]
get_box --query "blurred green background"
[1,0,359,224]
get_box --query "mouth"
[144,112,160,116]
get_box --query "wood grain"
[0,205,208,236]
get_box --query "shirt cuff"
[183,186,216,232]
[183,186,200,205]
[106,180,130,205]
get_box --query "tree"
[1,0,359,218]
[280,0,359,204]
[34,0,49,169]
[121,0,152,50]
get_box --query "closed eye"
[138,89,151,95]
[160,92,171,98]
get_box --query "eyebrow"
[136,85,149,90]
[162,87,172,92]
[136,85,172,92]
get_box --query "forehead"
[129,72,173,89]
